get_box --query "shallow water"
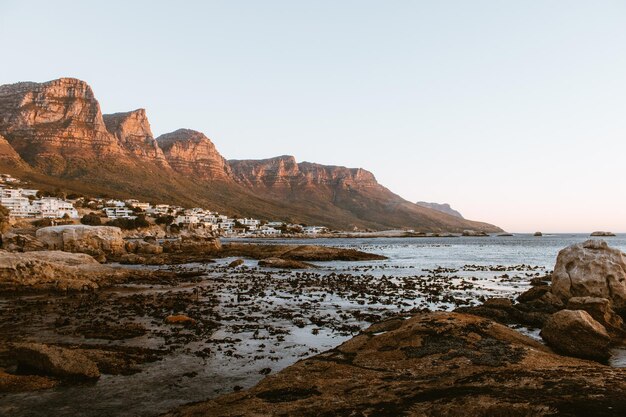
[1,233,624,417]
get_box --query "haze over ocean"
[1,0,624,232]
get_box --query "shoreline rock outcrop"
[551,239,626,310]
[166,312,626,417]
[540,309,611,361]
[0,250,122,291]
[36,225,126,261]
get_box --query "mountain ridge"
[0,77,502,233]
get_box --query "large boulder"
[540,309,611,361]
[162,235,221,254]
[13,343,100,380]
[566,297,625,338]
[166,312,626,417]
[36,225,126,260]
[551,239,626,310]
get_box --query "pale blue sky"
[1,1,625,232]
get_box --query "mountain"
[156,129,232,180]
[0,77,502,233]
[416,202,464,219]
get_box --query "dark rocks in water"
[165,312,626,417]
[258,258,316,269]
[461,230,488,237]
[0,370,58,393]
[219,243,387,261]
[529,275,551,286]
[228,258,245,268]
[540,310,611,362]
[75,322,146,340]
[517,285,550,303]
[13,343,100,380]
[590,231,616,237]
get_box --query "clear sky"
[1,1,625,232]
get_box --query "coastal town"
[0,173,328,237]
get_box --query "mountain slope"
[0,77,502,232]
[416,202,464,219]
[229,156,499,232]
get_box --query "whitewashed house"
[32,197,79,218]
[303,226,328,235]
[0,189,35,217]
[174,215,200,225]
[104,199,126,208]
[238,218,260,230]
[104,207,135,219]
[259,227,281,236]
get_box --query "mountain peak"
[416,202,464,219]
[156,129,231,180]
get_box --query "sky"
[1,1,625,232]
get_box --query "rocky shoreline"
[0,227,625,416]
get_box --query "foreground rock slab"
[167,312,626,417]
[0,250,121,291]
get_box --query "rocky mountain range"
[416,202,464,219]
[0,77,501,232]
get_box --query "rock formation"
[166,312,626,417]
[591,231,616,237]
[103,109,169,165]
[228,156,500,232]
[416,201,464,218]
[540,309,611,361]
[551,239,626,310]
[36,225,126,261]
[13,343,100,380]
[0,78,123,173]
[0,134,28,169]
[157,129,232,180]
[0,250,122,291]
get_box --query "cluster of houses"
[0,176,79,219]
[96,199,328,237]
[0,174,330,236]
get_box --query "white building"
[1,188,79,219]
[238,218,260,230]
[104,199,126,208]
[126,200,151,211]
[303,226,328,235]
[147,204,171,215]
[174,215,200,225]
[32,197,79,218]
[104,207,135,219]
[219,221,235,230]
[259,227,281,236]
[0,189,35,217]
